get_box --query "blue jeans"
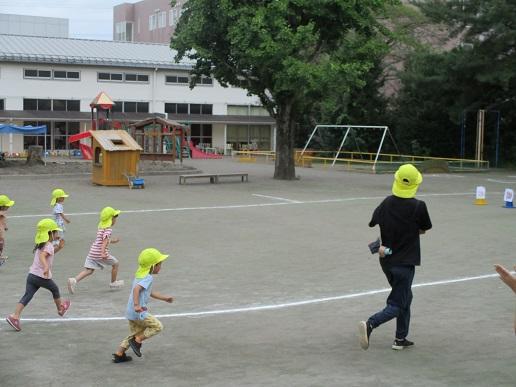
[367,265,415,339]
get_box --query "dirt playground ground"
[0,158,514,386]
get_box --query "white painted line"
[252,194,302,203]
[8,192,479,220]
[426,174,465,178]
[20,272,502,323]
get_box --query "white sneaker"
[109,280,124,289]
[67,277,77,294]
[0,256,8,267]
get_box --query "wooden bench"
[179,173,248,185]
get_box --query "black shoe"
[128,338,142,357]
[392,338,414,350]
[358,321,373,350]
[112,353,133,363]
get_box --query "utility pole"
[475,109,485,166]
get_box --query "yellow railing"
[231,150,490,172]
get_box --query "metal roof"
[90,130,142,152]
[0,34,194,70]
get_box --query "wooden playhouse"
[91,130,143,186]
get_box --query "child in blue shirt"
[112,248,173,363]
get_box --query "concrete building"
[0,34,274,155]
[0,13,68,38]
[113,0,187,43]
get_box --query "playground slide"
[188,141,222,159]
[79,143,92,160]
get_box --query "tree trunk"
[26,145,45,165]
[274,102,296,180]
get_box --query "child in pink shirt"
[0,194,15,265]
[6,218,71,331]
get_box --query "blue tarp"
[0,124,47,134]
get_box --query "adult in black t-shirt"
[359,164,432,351]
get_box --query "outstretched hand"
[494,264,516,294]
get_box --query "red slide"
[79,143,93,160]
[188,141,222,159]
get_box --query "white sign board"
[476,186,486,200]
[504,188,514,203]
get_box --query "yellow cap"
[392,164,423,199]
[34,218,62,244]
[98,206,121,229]
[0,195,15,207]
[135,248,169,278]
[50,188,69,206]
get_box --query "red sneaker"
[58,299,71,317]
[6,315,21,331]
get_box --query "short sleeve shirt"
[0,211,6,239]
[53,203,65,229]
[29,242,55,278]
[369,195,432,266]
[126,275,154,320]
[88,228,112,260]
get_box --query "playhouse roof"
[90,130,142,152]
[90,92,114,108]
[128,116,188,130]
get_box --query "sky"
[0,0,139,40]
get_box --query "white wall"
[0,63,261,114]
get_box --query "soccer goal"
[299,125,401,171]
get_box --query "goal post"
[300,125,400,171]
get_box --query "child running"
[5,218,71,331]
[0,194,15,266]
[112,248,173,363]
[67,206,124,293]
[51,188,70,242]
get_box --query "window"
[136,102,149,113]
[124,73,149,83]
[38,99,51,111]
[97,72,123,82]
[165,74,189,84]
[22,121,51,150]
[169,6,182,26]
[149,14,157,31]
[201,76,213,85]
[189,124,212,147]
[67,100,80,111]
[94,147,102,165]
[0,99,4,111]
[53,99,66,111]
[164,103,176,114]
[25,68,80,80]
[53,71,67,79]
[124,102,137,113]
[165,103,213,115]
[227,105,250,115]
[177,104,188,114]
[23,99,38,110]
[158,11,166,28]
[190,104,201,114]
[125,73,137,82]
[111,73,123,81]
[201,104,213,115]
[115,21,133,41]
[227,124,271,150]
[53,70,80,80]
[112,101,123,113]
[24,69,37,78]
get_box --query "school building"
[0,34,275,155]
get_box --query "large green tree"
[390,0,516,163]
[171,0,398,179]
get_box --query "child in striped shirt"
[67,206,124,294]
